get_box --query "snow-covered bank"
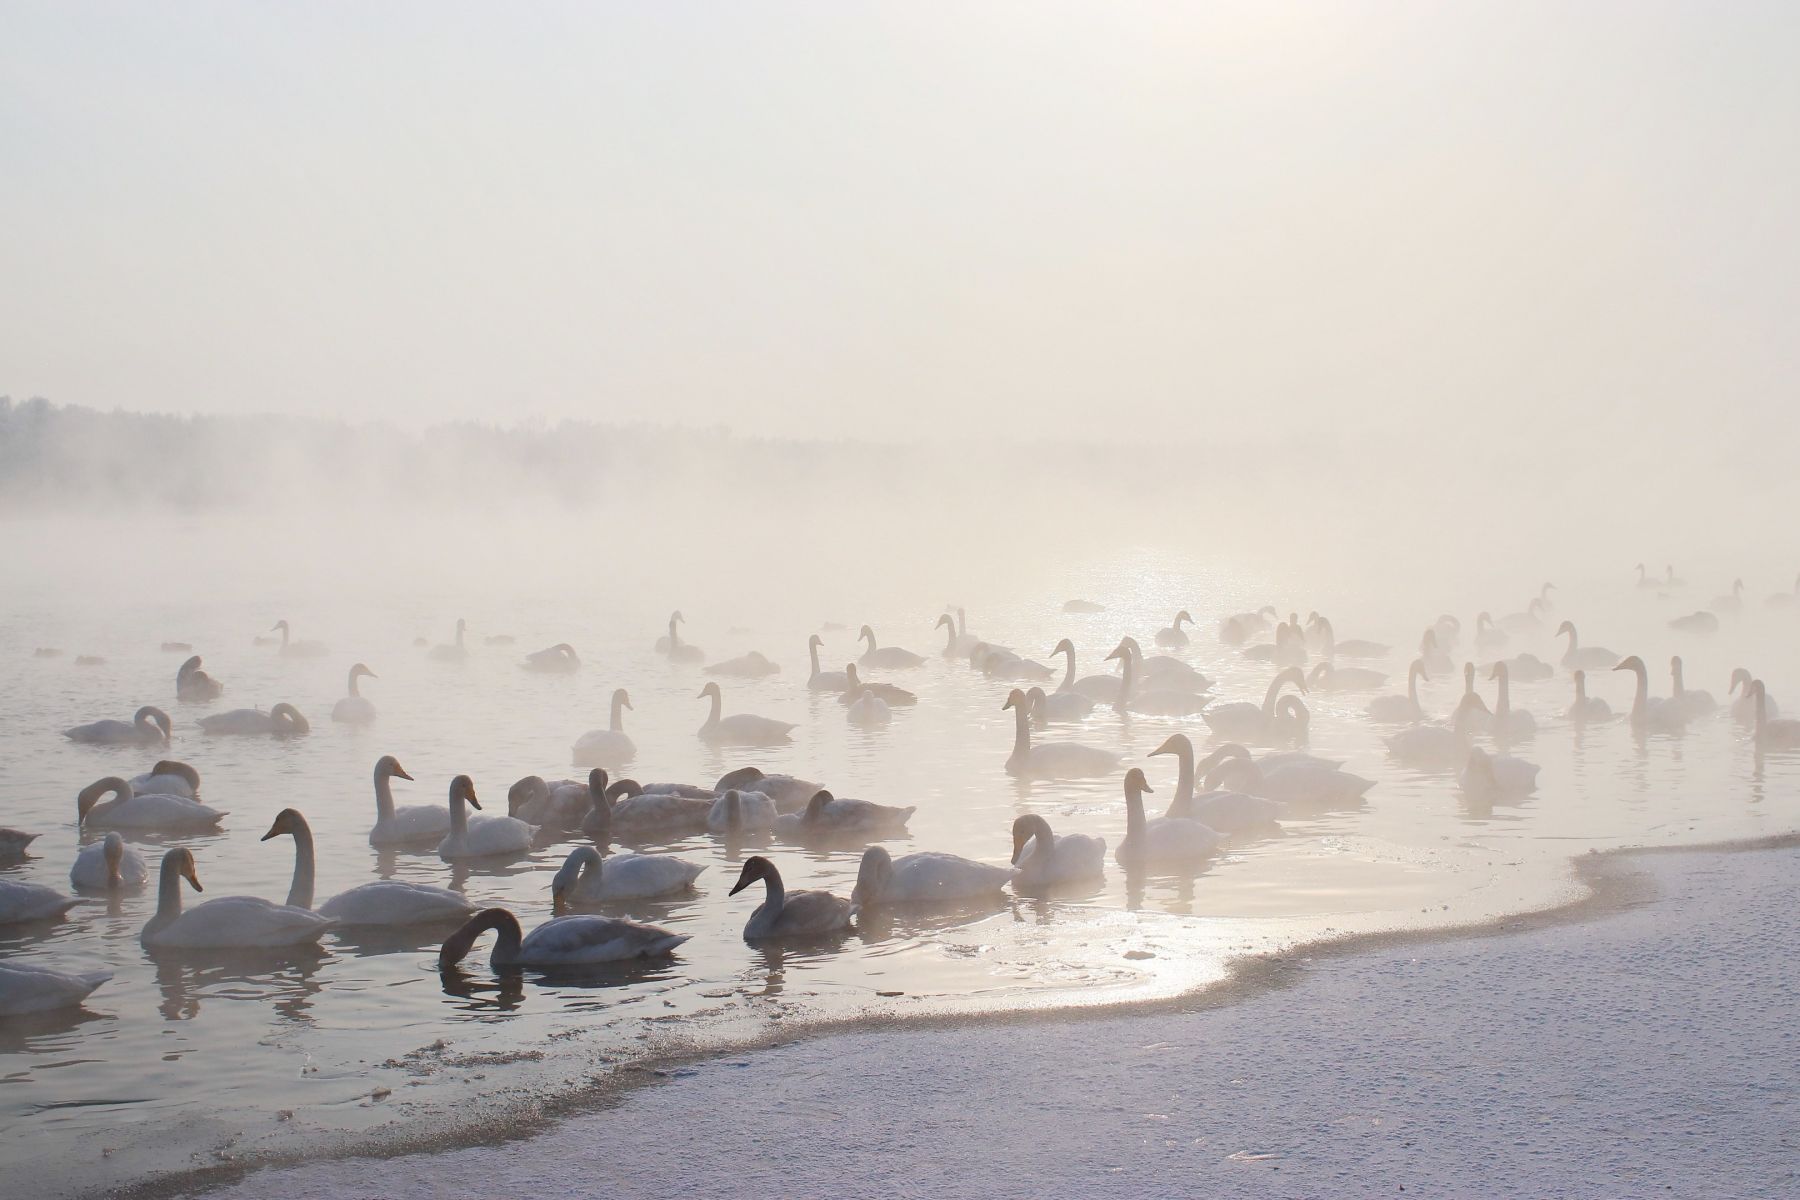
[191,839,1800,1199]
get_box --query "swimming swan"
[198,702,309,737]
[1009,815,1105,888]
[773,790,915,840]
[707,788,779,834]
[1459,747,1540,798]
[130,760,200,798]
[840,663,916,706]
[522,643,580,673]
[367,755,452,845]
[439,907,687,969]
[1025,685,1093,725]
[1148,735,1282,833]
[437,775,535,860]
[1202,667,1307,743]
[1309,662,1389,693]
[271,619,330,658]
[1002,689,1120,779]
[1750,680,1800,751]
[1566,670,1612,724]
[78,777,225,833]
[1613,656,1687,734]
[1487,662,1537,740]
[936,613,980,658]
[550,845,705,905]
[858,625,926,670]
[175,655,223,702]
[1115,767,1219,868]
[846,686,892,728]
[429,618,470,662]
[592,779,713,838]
[140,847,333,949]
[655,611,705,663]
[64,705,171,746]
[1367,660,1429,723]
[1729,670,1779,725]
[0,878,79,925]
[850,846,1015,909]
[264,808,474,926]
[1155,610,1194,648]
[572,689,637,769]
[696,681,795,746]
[70,832,147,891]
[1556,621,1618,672]
[807,635,851,692]
[1668,656,1715,719]
[331,664,379,724]
[729,855,853,939]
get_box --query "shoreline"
[114,828,1800,1200]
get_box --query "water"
[2,530,1796,1198]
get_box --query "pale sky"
[3,1,1796,445]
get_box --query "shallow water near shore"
[3,525,1797,1198]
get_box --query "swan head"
[1612,655,1645,675]
[152,760,202,791]
[1409,659,1430,682]
[508,776,549,817]
[272,620,290,634]
[1149,734,1189,759]
[375,755,413,782]
[810,633,826,649]
[1009,814,1052,865]
[178,654,203,677]
[439,908,514,970]
[350,662,376,682]
[728,855,777,896]
[76,777,131,823]
[1103,638,1135,663]
[1052,637,1076,656]
[855,846,894,898]
[670,610,685,625]
[697,681,723,701]
[613,688,633,711]
[450,775,480,810]
[1024,686,1047,712]
[1175,609,1193,626]
[845,663,861,684]
[1555,620,1576,639]
[102,832,125,882]
[936,614,954,631]
[1730,668,1752,695]
[550,846,602,908]
[135,706,173,740]
[260,808,307,842]
[1274,665,1309,694]
[1001,688,1028,712]
[715,766,766,792]
[162,846,202,893]
[1488,662,1507,682]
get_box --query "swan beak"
[728,875,754,896]
[466,790,482,811]
[394,765,415,781]
[185,866,203,892]
[259,825,280,842]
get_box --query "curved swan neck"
[941,619,956,653]
[1671,658,1686,696]
[285,815,315,910]
[487,910,524,965]
[1495,669,1510,716]
[1261,673,1288,717]
[374,766,397,822]
[1124,780,1147,839]
[1011,699,1031,759]
[1059,643,1076,690]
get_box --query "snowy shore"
[185,837,1800,1199]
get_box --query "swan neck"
[1011,701,1031,760]
[705,689,722,728]
[1173,741,1194,807]
[811,639,824,677]
[1117,648,1134,709]
[449,789,469,836]
[287,818,315,910]
[610,692,626,732]
[490,911,524,965]
[348,668,361,698]
[374,770,397,822]
[152,856,185,933]
[1124,783,1147,839]
[1060,645,1075,690]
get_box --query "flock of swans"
[5,569,1798,1021]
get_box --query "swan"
[0,878,79,925]
[331,663,379,724]
[1634,562,1670,591]
[655,611,705,663]
[713,767,826,814]
[1104,639,1210,716]
[367,755,452,845]
[1271,694,1310,746]
[1063,599,1107,614]
[1554,621,1617,673]
[1002,689,1119,779]
[0,962,113,1016]
[507,775,594,828]
[1498,597,1549,634]
[858,625,926,670]
[1368,660,1429,723]
[773,790,915,840]
[1487,662,1537,740]
[1470,612,1507,654]
[1202,667,1307,743]
[1456,662,1494,733]
[1729,669,1779,724]
[1308,662,1388,693]
[1115,767,1218,868]
[130,759,200,798]
[1767,574,1799,609]
[851,846,1015,909]
[1203,754,1374,812]
[1459,747,1539,798]
[846,686,892,728]
[198,702,309,737]
[978,646,1057,682]
[141,847,333,949]
[696,681,795,746]
[1009,815,1105,888]
[571,689,637,769]
[522,643,580,673]
[730,856,853,939]
[70,832,148,891]
[1432,614,1463,652]
[429,618,470,662]
[1053,638,1125,703]
[936,613,980,658]
[64,705,171,745]
[1566,670,1613,724]
[1710,578,1745,614]
[1613,656,1687,734]
[1750,681,1800,750]
[596,779,713,838]
[1219,606,1277,646]
[1668,610,1719,634]
[75,655,105,667]
[1155,610,1194,648]
[1669,656,1715,719]
[1149,735,1282,832]
[1309,615,1388,660]
[706,650,780,678]
[439,907,687,969]
[437,775,536,860]
[1487,652,1554,683]
[1419,629,1453,676]
[264,808,474,926]
[551,846,705,905]
[175,655,223,701]
[78,777,226,833]
[271,619,329,658]
[1026,685,1093,725]
[707,788,779,834]
[840,663,916,706]
[1,828,38,859]
[807,635,851,692]
[1385,717,1470,767]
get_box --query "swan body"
[601,781,714,838]
[263,808,475,926]
[1750,681,1800,750]
[730,856,852,939]
[78,777,225,833]
[1026,685,1093,725]
[858,625,926,670]
[507,775,594,828]
[1009,815,1105,888]
[365,755,452,844]
[1063,599,1107,614]
[551,846,705,904]
[1368,660,1429,723]
[141,848,333,949]
[706,650,780,678]
[840,663,916,706]
[331,663,379,724]
[1310,616,1389,660]
[1419,629,1453,676]
[175,655,224,701]
[1730,670,1778,725]
[437,776,536,859]
[1455,663,1495,734]
[1154,610,1194,648]
[807,635,852,692]
[130,760,200,798]
[713,767,826,814]
[429,618,469,662]
[851,846,1015,908]
[1207,753,1373,811]
[1668,656,1715,719]
[846,687,892,727]
[1103,639,1210,716]
[1115,768,1218,868]
[936,613,980,658]
[1614,656,1688,734]
[65,705,171,745]
[1385,721,1468,767]
[1053,638,1125,703]
[1002,689,1119,779]
[0,879,79,924]
[1668,610,1719,634]
[1308,662,1388,693]
[1566,671,1613,724]
[271,619,329,658]
[1150,735,1282,832]
[1460,747,1540,797]
[522,643,580,673]
[0,962,113,1015]
[1498,598,1549,634]
[1202,667,1307,743]
[1487,662,1537,740]
[198,702,309,737]
[656,611,706,663]
[0,829,38,859]
[774,790,915,840]
[708,788,779,834]
[696,681,795,745]
[1767,574,1799,609]
[1557,622,1618,672]
[571,689,636,768]
[70,832,147,891]
[440,907,688,969]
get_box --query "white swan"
[550,846,705,905]
[1419,628,1453,676]
[1668,610,1719,634]
[1385,717,1470,768]
[0,878,78,925]
[522,643,580,673]
[1052,637,1124,703]
[706,650,780,678]
[1459,747,1539,798]
[130,760,200,798]
[1567,670,1612,724]
[1368,660,1429,723]
[1149,735,1282,832]
[846,686,892,728]
[858,625,926,670]
[807,635,851,692]
[65,705,171,745]
[1009,814,1105,888]
[1613,656,1687,734]
[1105,639,1210,716]
[429,618,469,662]
[175,655,223,701]
[0,962,113,1016]
[1750,680,1800,751]
[707,788,779,834]
[571,689,636,769]
[507,775,594,828]
[1026,685,1093,725]
[1219,607,1277,646]
[331,663,379,724]
[1202,667,1307,743]
[774,790,915,840]
[1455,662,1495,734]
[264,808,474,926]
[655,611,705,663]
[1710,578,1745,614]
[1498,597,1549,634]
[437,775,535,860]
[696,681,795,746]
[1309,615,1389,660]
[594,779,713,838]
[1555,621,1618,672]
[1063,599,1107,614]
[730,855,853,939]
[851,846,1015,909]
[439,907,688,969]
[78,776,226,833]
[141,847,333,949]
[936,613,980,658]
[1002,688,1119,779]
[713,767,825,814]
[271,619,330,658]
[841,663,916,706]
[70,832,147,891]
[1487,662,1537,740]
[1115,767,1218,868]
[1204,750,1373,811]
[1669,656,1715,719]
[1729,669,1779,725]
[366,755,450,845]
[1155,610,1194,648]
[198,702,309,737]
[1308,661,1388,693]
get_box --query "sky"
[3,1,1798,446]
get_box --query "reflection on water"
[1,549,1798,1198]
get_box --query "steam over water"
[3,494,1797,1197]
